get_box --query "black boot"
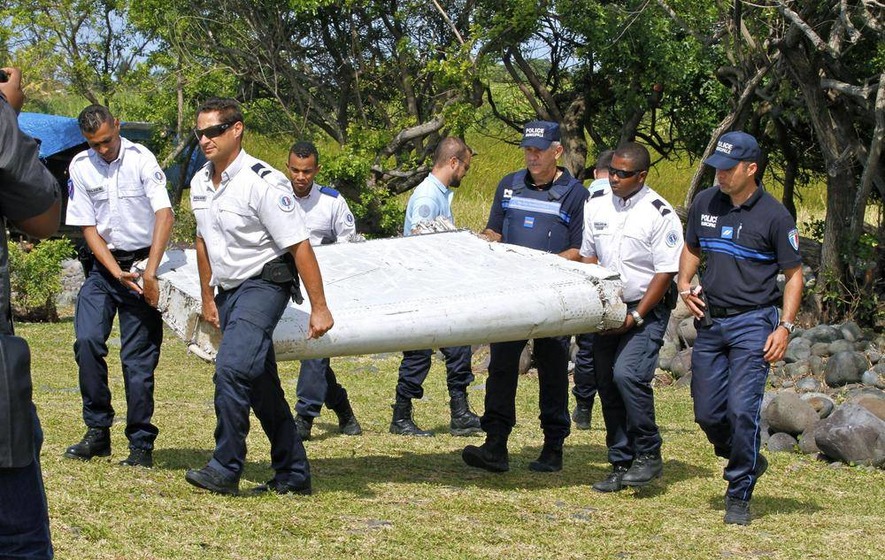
[572,400,592,430]
[592,463,630,493]
[334,400,363,436]
[528,441,563,472]
[462,433,509,472]
[389,398,434,437]
[621,452,663,486]
[449,392,482,436]
[63,427,111,460]
[294,415,313,441]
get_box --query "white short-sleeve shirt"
[581,184,684,302]
[66,137,172,251]
[190,149,310,289]
[294,183,356,246]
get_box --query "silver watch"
[778,321,795,334]
[629,309,644,327]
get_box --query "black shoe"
[119,447,153,468]
[63,427,111,460]
[389,400,434,437]
[248,478,312,496]
[185,465,239,495]
[572,401,592,430]
[528,443,563,472]
[449,392,482,436]
[724,495,752,525]
[754,454,768,479]
[335,402,363,436]
[621,453,663,487]
[592,464,630,493]
[294,415,313,441]
[462,436,509,473]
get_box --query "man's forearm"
[780,265,803,323]
[144,208,174,276]
[290,240,328,310]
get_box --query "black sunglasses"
[193,121,237,140]
[608,166,643,179]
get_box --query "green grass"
[22,320,885,559]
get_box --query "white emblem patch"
[278,194,295,212]
[666,230,680,247]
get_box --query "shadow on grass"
[153,443,710,498]
[705,494,820,518]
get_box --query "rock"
[677,317,697,349]
[658,339,679,372]
[811,342,831,357]
[824,351,869,387]
[783,361,812,379]
[813,404,885,467]
[795,376,821,393]
[763,391,819,435]
[674,370,692,388]
[840,321,864,342]
[784,337,812,364]
[800,392,836,419]
[803,324,843,345]
[797,430,820,454]
[828,339,854,355]
[767,432,798,453]
[854,340,872,352]
[670,348,693,379]
[862,369,885,389]
[845,393,885,422]
[866,349,882,365]
[56,259,85,309]
[808,355,826,376]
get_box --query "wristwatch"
[629,309,645,327]
[778,320,795,334]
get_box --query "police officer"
[184,98,333,496]
[581,142,683,492]
[286,140,361,441]
[391,137,481,437]
[0,66,61,560]
[572,149,614,430]
[677,131,802,525]
[462,121,588,473]
[64,105,174,469]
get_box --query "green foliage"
[8,237,75,322]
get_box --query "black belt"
[111,247,151,262]
[708,304,765,318]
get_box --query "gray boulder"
[767,432,798,453]
[783,361,812,379]
[674,370,692,388]
[813,404,885,467]
[811,342,831,358]
[797,430,820,454]
[866,349,882,365]
[862,368,885,390]
[677,317,697,349]
[784,337,812,364]
[763,391,819,435]
[801,392,836,419]
[808,355,826,376]
[824,351,869,387]
[804,324,843,345]
[845,392,885,422]
[670,348,693,380]
[658,339,679,372]
[795,376,821,393]
[828,339,854,355]
[839,321,864,343]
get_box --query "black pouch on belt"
[0,334,35,468]
[260,253,303,304]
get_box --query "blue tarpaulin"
[17,112,85,158]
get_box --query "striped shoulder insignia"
[251,163,273,179]
[651,199,672,216]
[319,186,340,198]
[590,189,606,199]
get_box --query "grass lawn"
[21,320,885,560]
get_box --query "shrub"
[8,237,75,322]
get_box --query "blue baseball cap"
[704,131,761,170]
[520,120,560,150]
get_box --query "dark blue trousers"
[209,278,309,487]
[481,337,571,443]
[594,304,668,465]
[73,263,162,450]
[691,306,777,501]
[572,333,596,405]
[0,407,52,559]
[396,345,474,400]
[295,358,348,418]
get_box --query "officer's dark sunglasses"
[193,121,238,141]
[608,166,643,179]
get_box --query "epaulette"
[319,186,340,198]
[251,162,274,179]
[590,189,606,199]
[651,198,672,216]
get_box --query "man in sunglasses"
[392,136,481,438]
[286,140,362,441]
[184,98,333,496]
[580,142,683,493]
[678,131,802,525]
[64,104,174,469]
[462,121,589,473]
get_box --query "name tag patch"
[721,226,734,239]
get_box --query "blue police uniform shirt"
[685,183,802,309]
[486,167,588,253]
[403,173,454,236]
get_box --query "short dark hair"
[594,149,615,171]
[614,142,650,171]
[432,137,471,167]
[77,105,115,134]
[196,97,244,126]
[289,141,320,164]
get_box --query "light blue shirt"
[403,173,455,236]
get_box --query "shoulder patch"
[278,193,296,212]
[788,228,799,251]
[651,198,672,216]
[319,186,340,198]
[251,162,273,179]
